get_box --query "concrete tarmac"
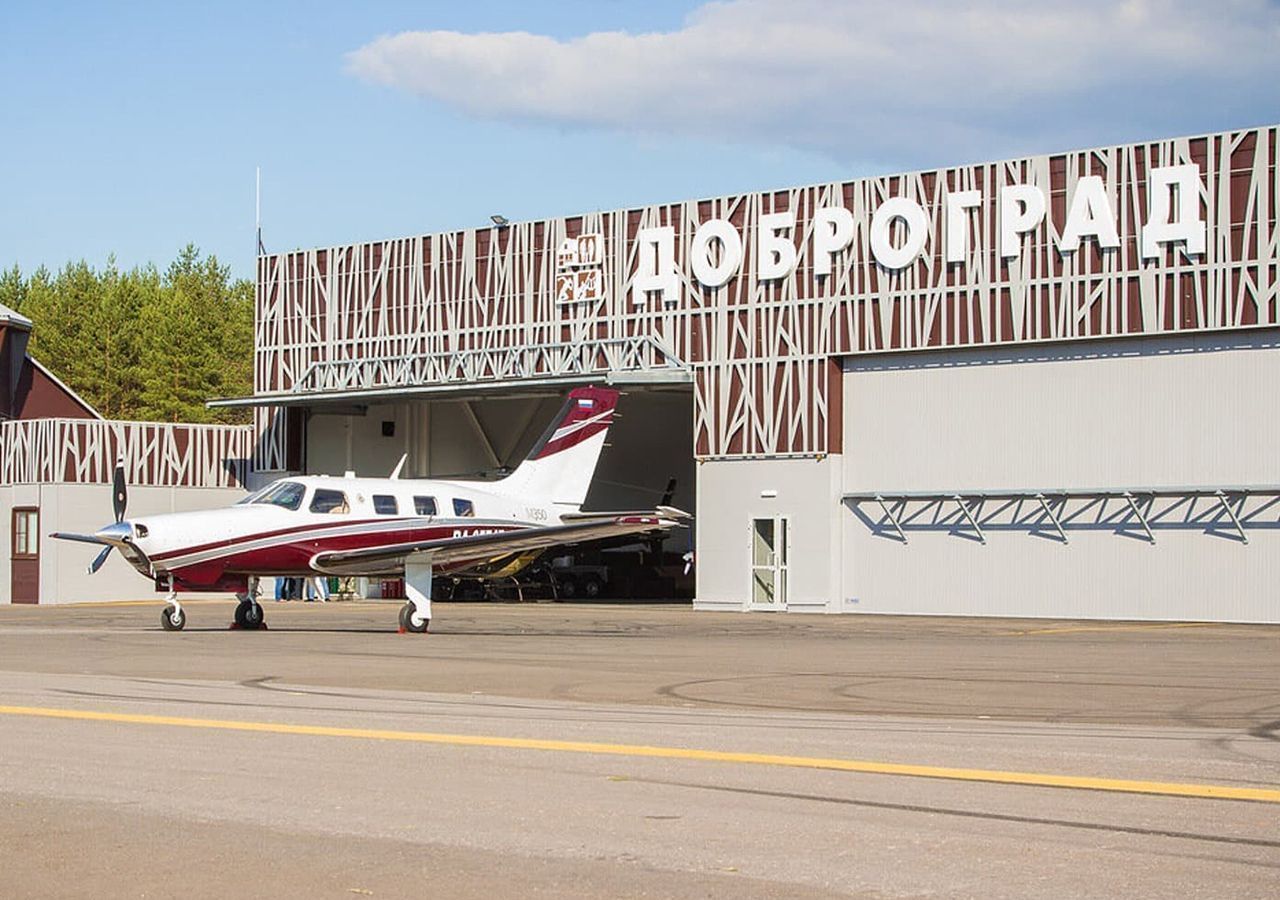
[0,599,1277,898]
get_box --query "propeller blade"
[88,545,113,574]
[660,477,678,507]
[112,462,127,522]
[50,531,110,546]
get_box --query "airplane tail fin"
[496,387,619,511]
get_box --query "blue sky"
[3,1,1277,280]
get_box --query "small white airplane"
[52,387,689,633]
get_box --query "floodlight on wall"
[490,215,509,227]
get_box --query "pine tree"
[3,247,255,423]
[0,265,26,312]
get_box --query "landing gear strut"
[160,580,186,631]
[399,557,432,634]
[233,577,266,630]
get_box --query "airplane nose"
[94,521,133,545]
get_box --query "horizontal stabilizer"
[560,506,692,522]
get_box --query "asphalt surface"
[0,599,1277,899]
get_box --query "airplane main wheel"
[161,605,186,631]
[235,601,264,630]
[399,602,429,634]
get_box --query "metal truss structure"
[290,335,683,396]
[252,126,1279,468]
[0,418,253,488]
[844,487,1280,546]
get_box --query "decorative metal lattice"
[253,126,1279,468]
[0,419,253,488]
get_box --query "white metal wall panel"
[840,330,1280,621]
[843,331,1280,491]
[695,457,841,612]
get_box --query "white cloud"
[346,0,1280,165]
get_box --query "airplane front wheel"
[161,605,186,631]
[399,602,429,634]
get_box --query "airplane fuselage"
[108,475,554,592]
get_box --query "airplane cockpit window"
[414,496,437,516]
[373,495,398,515]
[310,489,349,515]
[249,481,306,511]
[453,498,475,517]
[235,485,269,505]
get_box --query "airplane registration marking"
[1,704,1277,804]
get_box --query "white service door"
[750,516,788,609]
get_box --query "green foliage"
[8,246,253,424]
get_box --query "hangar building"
[215,124,1280,623]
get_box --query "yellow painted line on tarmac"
[1,704,1277,804]
[1006,622,1218,637]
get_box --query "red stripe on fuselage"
[163,521,528,581]
[148,517,389,562]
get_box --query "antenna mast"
[255,166,264,256]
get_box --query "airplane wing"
[310,514,681,577]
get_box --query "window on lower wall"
[11,508,37,557]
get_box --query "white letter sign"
[1059,176,1120,253]
[870,197,928,270]
[1000,185,1047,258]
[1141,164,1205,259]
[690,219,743,287]
[944,190,982,264]
[632,226,679,306]
[757,211,798,280]
[812,206,855,277]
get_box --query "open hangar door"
[302,384,696,600]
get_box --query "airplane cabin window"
[453,498,475,517]
[373,495,398,515]
[251,481,306,511]
[310,488,349,515]
[414,496,437,516]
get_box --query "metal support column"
[952,495,986,544]
[1123,492,1155,544]
[1214,490,1249,544]
[1034,493,1069,544]
[875,494,908,544]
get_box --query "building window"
[373,495,398,515]
[414,496,437,516]
[453,498,475,517]
[310,489,349,514]
[12,508,38,557]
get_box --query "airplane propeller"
[112,461,127,522]
[87,462,128,574]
